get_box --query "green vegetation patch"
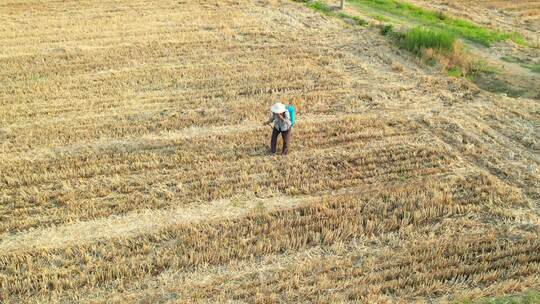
[528,64,540,73]
[304,1,368,26]
[501,56,540,73]
[501,56,524,64]
[338,12,369,25]
[373,14,391,22]
[401,27,456,54]
[348,0,524,46]
[305,0,333,14]
[380,24,394,36]
[461,290,540,304]
[447,66,463,77]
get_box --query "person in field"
[264,102,294,155]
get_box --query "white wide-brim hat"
[271,102,287,113]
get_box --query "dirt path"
[464,42,540,99]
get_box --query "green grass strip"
[401,27,456,54]
[304,1,368,26]
[348,0,525,46]
[306,0,333,14]
[529,64,540,74]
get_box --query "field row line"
[0,178,419,253]
[0,113,393,161]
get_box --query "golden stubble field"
[0,0,539,303]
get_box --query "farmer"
[264,102,292,155]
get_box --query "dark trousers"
[271,128,291,155]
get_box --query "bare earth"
[0,0,539,303]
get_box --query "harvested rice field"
[0,0,539,303]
